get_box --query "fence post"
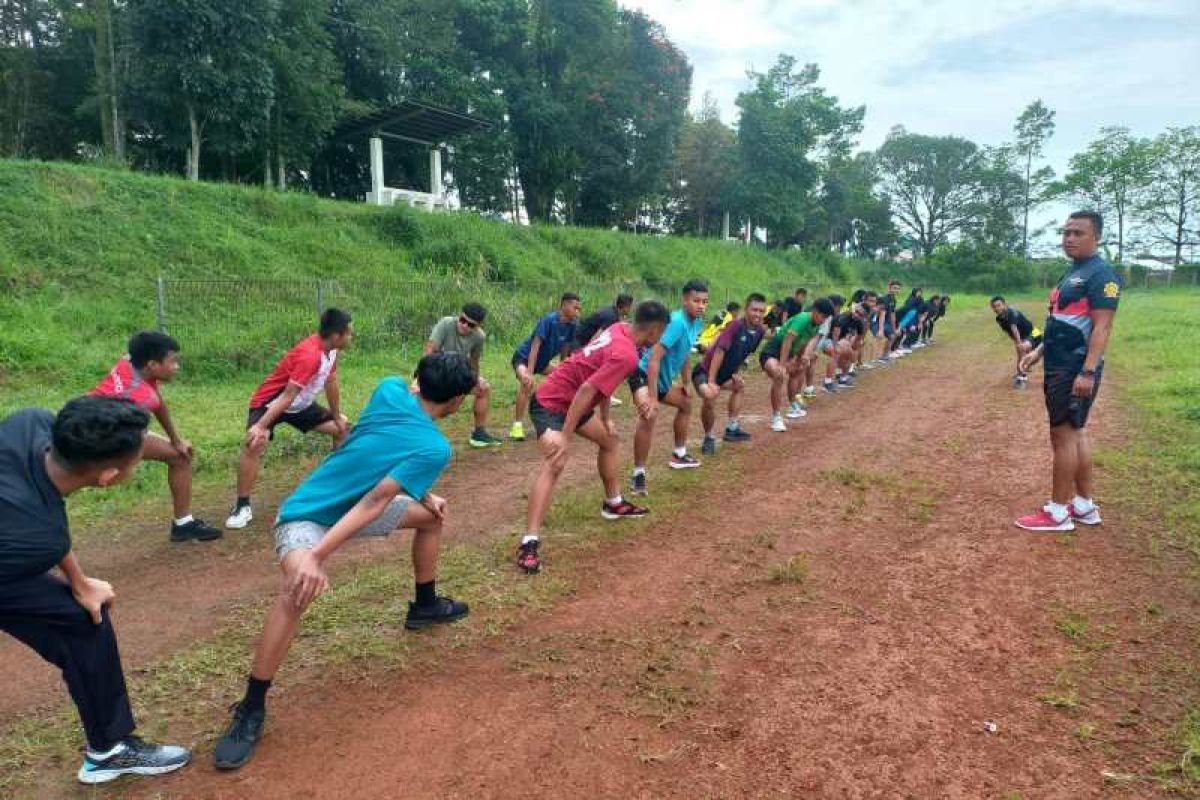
[155,277,167,333]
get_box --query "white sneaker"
[786,402,807,419]
[609,396,623,407]
[225,505,253,529]
[771,415,787,432]
[802,386,817,399]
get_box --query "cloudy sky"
[623,0,1200,242]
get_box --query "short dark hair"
[990,295,1005,304]
[746,292,767,305]
[682,279,709,295]
[794,287,808,297]
[560,292,581,305]
[52,396,149,470]
[615,293,634,308]
[811,298,836,317]
[863,290,878,301]
[1068,210,1103,237]
[128,331,179,369]
[461,302,487,323]
[319,307,353,337]
[888,279,901,287]
[633,300,670,327]
[828,294,845,308]
[851,289,866,303]
[725,301,741,313]
[415,352,477,403]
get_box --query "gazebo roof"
[334,100,493,146]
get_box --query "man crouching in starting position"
[213,353,478,770]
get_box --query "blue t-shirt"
[638,308,703,393]
[514,311,577,373]
[277,377,452,526]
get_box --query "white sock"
[1046,501,1069,522]
[823,378,833,386]
[1072,495,1095,513]
[607,495,623,506]
[633,466,646,477]
[87,741,126,760]
[805,385,815,393]
[173,514,194,527]
[673,446,687,458]
[521,534,540,545]
[727,417,740,430]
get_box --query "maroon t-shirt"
[535,322,639,414]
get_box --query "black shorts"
[529,395,593,438]
[759,345,783,369]
[692,363,736,392]
[1025,334,1044,349]
[1044,364,1103,429]
[627,368,668,401]
[247,401,334,440]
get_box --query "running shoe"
[405,596,470,629]
[821,382,838,395]
[609,396,623,407]
[1069,502,1103,526]
[802,386,817,399]
[631,472,648,495]
[771,414,787,432]
[468,429,504,448]
[601,499,650,520]
[701,436,717,456]
[786,401,807,419]
[224,504,253,530]
[669,453,701,469]
[170,518,222,542]
[516,540,541,573]
[723,427,752,442]
[213,702,266,771]
[1014,508,1075,532]
[78,736,191,784]
[837,376,855,388]
[1013,375,1028,390]
[508,421,525,441]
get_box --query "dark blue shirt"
[0,409,69,584]
[515,311,578,373]
[1044,254,1122,369]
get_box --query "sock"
[703,433,716,441]
[773,411,783,420]
[805,385,815,393]
[823,378,833,386]
[473,426,487,436]
[86,741,126,760]
[236,496,251,510]
[243,675,272,712]
[633,466,646,477]
[607,494,623,506]
[173,514,194,527]
[1072,495,1095,513]
[673,446,687,458]
[522,533,540,545]
[415,580,437,607]
[1046,501,1069,522]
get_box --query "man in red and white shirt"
[517,300,670,574]
[90,331,221,543]
[225,309,354,530]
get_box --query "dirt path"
[127,326,1200,799]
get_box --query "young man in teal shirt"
[629,279,709,495]
[213,353,478,771]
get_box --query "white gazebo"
[335,100,493,210]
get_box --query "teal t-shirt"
[638,308,703,393]
[277,377,451,526]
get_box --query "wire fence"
[153,277,800,373]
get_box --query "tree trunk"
[186,104,201,181]
[93,0,118,157]
[263,149,272,188]
[1022,151,1032,258]
[277,150,286,191]
[1175,183,1186,267]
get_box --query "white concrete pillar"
[722,210,730,240]
[430,148,443,198]
[369,136,385,204]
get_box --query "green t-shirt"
[429,315,485,359]
[769,312,818,356]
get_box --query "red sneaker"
[600,499,649,520]
[1015,508,1074,532]
[1069,503,1102,526]
[516,540,541,573]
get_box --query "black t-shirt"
[1044,254,1122,369]
[782,297,804,318]
[832,312,865,339]
[995,308,1033,340]
[574,306,620,347]
[0,409,70,584]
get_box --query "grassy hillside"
[0,158,843,382]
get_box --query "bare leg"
[1050,424,1079,505]
[472,383,490,429]
[143,432,191,518]
[632,386,656,467]
[1074,428,1094,499]
[727,382,743,424]
[700,396,717,436]
[236,439,268,497]
[527,431,568,535]
[513,366,533,424]
[578,416,619,499]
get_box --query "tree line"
[2,1,1196,265]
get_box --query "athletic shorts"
[273,495,414,560]
[691,363,738,392]
[247,400,333,440]
[1025,335,1044,349]
[627,368,668,401]
[759,345,783,369]
[529,395,593,437]
[1044,364,1103,429]
[870,319,895,337]
[818,337,835,353]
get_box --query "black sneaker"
[170,518,222,543]
[468,429,504,448]
[630,472,648,496]
[516,540,541,573]
[701,436,717,456]
[723,427,752,442]
[77,736,191,784]
[213,702,266,771]
[405,596,470,630]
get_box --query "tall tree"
[1057,126,1153,263]
[1012,99,1055,257]
[818,152,894,255]
[676,93,737,236]
[1139,126,1200,266]
[875,126,982,259]
[91,0,122,159]
[970,145,1025,251]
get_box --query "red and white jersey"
[90,357,162,413]
[249,334,338,412]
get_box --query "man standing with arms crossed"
[1015,211,1121,532]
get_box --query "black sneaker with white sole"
[630,472,648,495]
[213,702,266,771]
[170,517,222,542]
[405,596,470,630]
[77,736,191,784]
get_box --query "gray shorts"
[273,495,414,560]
